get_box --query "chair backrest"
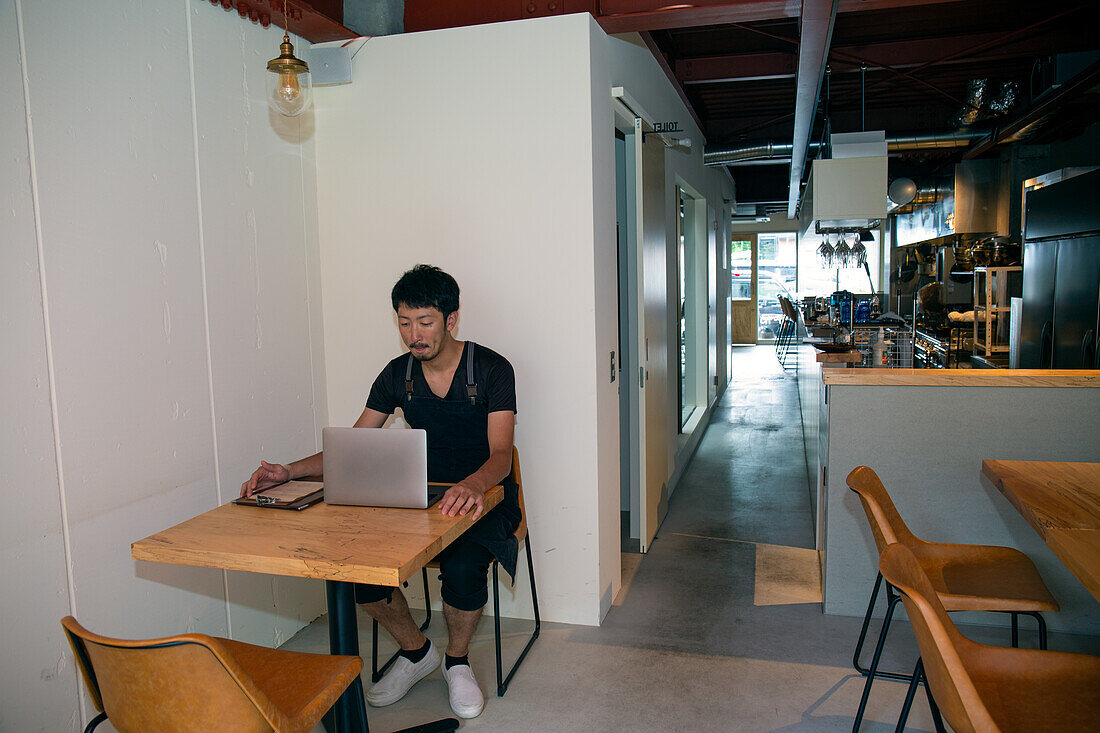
[61,616,277,733]
[511,446,528,543]
[845,466,919,554]
[777,295,795,321]
[879,544,1000,733]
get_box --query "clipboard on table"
[233,481,324,510]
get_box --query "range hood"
[798,132,887,238]
[894,159,1008,247]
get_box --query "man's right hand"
[241,460,290,497]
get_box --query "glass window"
[798,230,882,298]
[757,232,797,341]
[730,239,752,300]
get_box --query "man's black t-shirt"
[365,341,517,416]
[364,341,521,577]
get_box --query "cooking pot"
[991,238,1020,266]
[971,240,995,266]
[951,242,974,272]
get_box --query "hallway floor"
[288,346,1043,731]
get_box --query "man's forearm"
[287,451,323,480]
[461,451,512,494]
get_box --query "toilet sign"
[643,121,682,140]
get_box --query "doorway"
[730,234,757,344]
[755,232,798,343]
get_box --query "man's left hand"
[439,483,485,520]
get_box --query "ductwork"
[705,131,986,166]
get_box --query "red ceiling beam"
[206,0,357,43]
[595,0,964,35]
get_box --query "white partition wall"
[314,13,620,626]
[2,1,326,729]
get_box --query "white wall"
[314,13,617,625]
[2,1,326,729]
[606,34,736,492]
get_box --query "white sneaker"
[366,642,441,707]
[442,663,485,719]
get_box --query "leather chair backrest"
[878,544,1000,733]
[512,446,528,543]
[62,617,273,733]
[846,466,919,554]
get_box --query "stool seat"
[881,543,1100,733]
[912,540,1059,613]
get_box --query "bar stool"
[879,543,1100,733]
[775,295,798,367]
[846,466,1058,732]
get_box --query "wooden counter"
[982,460,1100,601]
[822,368,1100,387]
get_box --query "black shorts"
[354,536,495,612]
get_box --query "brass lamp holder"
[267,33,309,76]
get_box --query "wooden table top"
[982,460,1100,601]
[132,486,503,587]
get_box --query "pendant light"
[266,1,311,117]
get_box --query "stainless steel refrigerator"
[1020,168,1100,369]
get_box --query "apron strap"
[404,353,415,402]
[465,342,478,405]
[405,342,477,404]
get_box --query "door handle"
[1083,329,1096,370]
[1040,321,1054,368]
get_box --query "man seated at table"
[241,264,520,720]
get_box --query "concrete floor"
[287,345,1064,732]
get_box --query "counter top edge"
[821,368,1100,387]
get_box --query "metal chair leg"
[493,535,541,697]
[894,659,924,733]
[371,569,432,682]
[853,590,904,732]
[1033,611,1048,650]
[854,575,917,683]
[924,671,947,733]
[1006,610,1048,650]
[84,712,108,733]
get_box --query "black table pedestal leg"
[325,580,369,733]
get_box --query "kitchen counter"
[821,368,1100,387]
[816,366,1100,637]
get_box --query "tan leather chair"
[846,466,1058,731]
[879,543,1100,733]
[62,615,363,733]
[372,446,540,697]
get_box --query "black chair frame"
[371,531,541,697]
[851,571,1049,732]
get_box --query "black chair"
[372,447,541,697]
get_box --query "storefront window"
[757,232,796,341]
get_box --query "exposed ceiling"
[235,1,1100,213]
[644,0,1100,211]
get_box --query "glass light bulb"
[278,69,300,102]
[267,67,312,117]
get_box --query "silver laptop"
[322,427,446,508]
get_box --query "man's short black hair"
[391,264,460,318]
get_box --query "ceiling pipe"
[704,130,985,166]
[787,0,839,219]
